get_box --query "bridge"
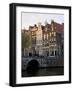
[22,56,64,70]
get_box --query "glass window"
[50,32,51,37]
[55,50,57,56]
[54,38,56,41]
[44,34,46,40]
[51,51,54,56]
[54,32,56,36]
[52,32,54,34]
[47,34,48,40]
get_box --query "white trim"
[16,6,69,84]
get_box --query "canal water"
[22,67,64,77]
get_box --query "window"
[55,51,57,56]
[52,32,54,34]
[47,34,48,40]
[50,32,51,37]
[54,38,56,41]
[32,31,36,36]
[44,34,46,40]
[44,34,47,40]
[51,51,54,56]
[54,32,56,36]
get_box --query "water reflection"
[22,67,64,77]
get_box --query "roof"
[28,21,64,33]
[54,22,64,33]
[41,22,64,33]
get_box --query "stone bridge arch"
[26,59,40,70]
[22,56,64,70]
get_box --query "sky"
[21,12,64,30]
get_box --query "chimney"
[51,20,54,31]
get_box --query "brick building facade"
[22,20,64,57]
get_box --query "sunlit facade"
[22,20,64,57]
